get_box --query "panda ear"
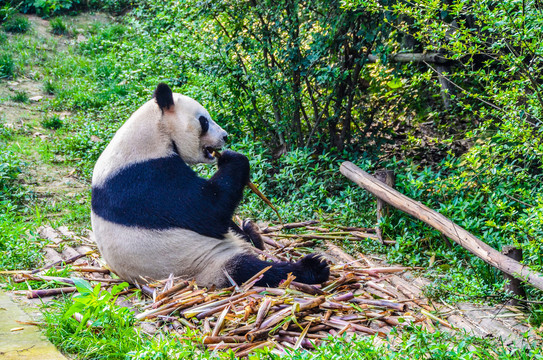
[153,83,174,111]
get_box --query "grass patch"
[43,78,58,94]
[41,114,63,130]
[43,283,543,359]
[3,15,30,33]
[0,52,14,78]
[10,90,29,103]
[50,17,69,35]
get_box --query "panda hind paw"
[295,253,330,284]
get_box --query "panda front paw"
[218,150,249,167]
[294,253,330,284]
[217,150,250,184]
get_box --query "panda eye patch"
[199,116,209,135]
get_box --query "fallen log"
[340,162,543,292]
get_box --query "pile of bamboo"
[8,221,445,357]
[133,221,436,356]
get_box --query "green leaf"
[387,78,402,89]
[72,278,93,295]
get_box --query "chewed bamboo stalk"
[183,290,258,318]
[26,286,77,298]
[262,220,319,233]
[156,280,191,301]
[351,298,406,311]
[203,335,246,344]
[211,305,231,337]
[241,266,271,292]
[293,322,311,349]
[235,341,273,358]
[420,309,453,329]
[254,298,272,329]
[288,281,325,295]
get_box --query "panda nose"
[223,134,228,142]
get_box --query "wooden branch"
[340,162,543,292]
[375,170,395,245]
[502,246,527,306]
[367,52,450,64]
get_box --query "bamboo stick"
[26,287,77,298]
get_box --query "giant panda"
[91,83,329,288]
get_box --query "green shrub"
[3,15,30,33]
[0,52,14,78]
[41,114,63,130]
[10,90,29,103]
[33,0,81,17]
[50,17,68,35]
[0,207,43,270]
[43,78,57,94]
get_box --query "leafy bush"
[33,0,81,17]
[41,114,63,130]
[10,90,29,103]
[0,207,43,270]
[0,150,26,205]
[3,15,30,33]
[50,17,68,35]
[0,52,14,78]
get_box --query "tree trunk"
[340,162,543,292]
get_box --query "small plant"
[0,52,14,78]
[3,15,30,33]
[43,79,57,94]
[10,90,29,103]
[41,114,63,130]
[50,17,68,35]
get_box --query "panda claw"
[295,253,330,284]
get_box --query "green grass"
[41,114,63,130]
[0,52,14,78]
[3,15,30,33]
[50,17,69,35]
[10,90,29,103]
[42,284,543,360]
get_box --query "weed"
[0,206,43,270]
[0,52,14,78]
[10,90,29,103]
[43,78,57,94]
[41,114,63,130]
[3,15,30,33]
[50,17,69,35]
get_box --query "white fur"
[93,94,227,186]
[92,92,249,286]
[91,212,252,286]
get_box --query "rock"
[91,135,103,142]
[29,96,43,102]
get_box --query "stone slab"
[0,291,66,360]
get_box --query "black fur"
[92,150,250,239]
[153,83,174,110]
[229,220,265,250]
[199,116,209,135]
[227,253,329,287]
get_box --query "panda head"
[153,83,228,165]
